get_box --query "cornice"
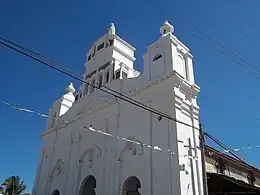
[171,71,200,118]
[171,71,200,99]
[174,95,183,110]
[41,116,84,137]
[173,92,199,119]
[113,45,136,61]
[114,35,136,51]
[60,102,72,109]
[86,34,107,55]
[170,34,190,53]
[42,71,200,136]
[42,73,173,135]
[191,104,200,118]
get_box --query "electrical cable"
[0,38,199,131]
[0,35,247,164]
[142,0,260,78]
[204,132,246,164]
[140,0,260,163]
[0,36,82,77]
[162,0,260,72]
[1,99,200,160]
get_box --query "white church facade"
[32,21,204,195]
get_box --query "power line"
[1,100,200,160]
[0,37,199,130]
[143,0,260,78]
[0,36,247,164]
[223,145,260,153]
[0,36,83,77]
[3,98,255,165]
[141,0,260,164]
[204,132,247,164]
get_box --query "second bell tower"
[143,21,195,84]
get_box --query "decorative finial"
[108,23,116,35]
[160,20,174,36]
[65,83,76,94]
[164,20,170,25]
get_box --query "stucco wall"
[33,72,203,195]
[33,21,203,195]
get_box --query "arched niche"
[89,75,97,93]
[97,71,103,88]
[47,159,65,195]
[51,189,60,195]
[75,145,102,194]
[122,176,141,195]
[175,54,186,78]
[79,175,96,195]
[84,79,90,95]
[118,136,144,163]
[50,159,65,180]
[152,53,163,62]
[105,70,110,83]
[79,144,102,168]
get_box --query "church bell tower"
[81,23,137,97]
[142,21,203,195]
[143,21,195,84]
[32,21,204,195]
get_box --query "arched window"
[175,54,185,77]
[84,84,89,95]
[98,74,103,88]
[75,94,79,101]
[79,175,96,195]
[153,54,163,62]
[115,70,120,79]
[106,72,109,83]
[51,189,60,195]
[89,79,95,93]
[163,29,167,34]
[122,176,141,195]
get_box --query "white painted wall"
[143,27,194,85]
[85,30,136,78]
[32,21,203,195]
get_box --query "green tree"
[0,176,26,195]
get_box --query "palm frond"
[1,176,27,195]
[16,184,26,194]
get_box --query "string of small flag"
[1,101,49,118]
[1,100,198,160]
[222,146,260,153]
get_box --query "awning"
[207,172,260,195]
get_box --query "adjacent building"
[205,145,260,194]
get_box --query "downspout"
[191,114,202,195]
[199,123,208,195]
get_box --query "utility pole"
[199,123,208,195]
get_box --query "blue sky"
[1,0,260,192]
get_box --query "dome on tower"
[65,83,76,94]
[160,20,174,36]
